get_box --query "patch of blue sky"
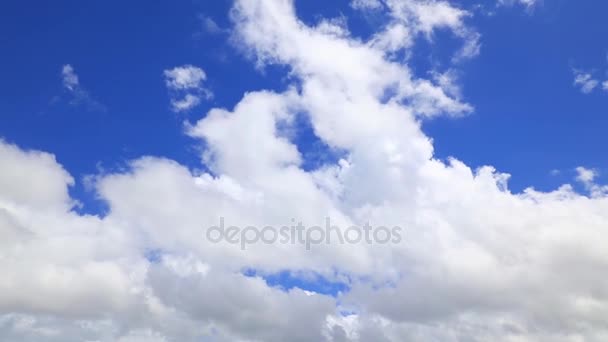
[243,268,350,297]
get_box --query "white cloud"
[576,166,608,197]
[350,0,383,10]
[163,65,212,112]
[360,0,480,61]
[498,0,541,9]
[573,69,599,94]
[164,65,207,90]
[3,1,608,341]
[169,94,202,112]
[571,53,608,94]
[61,65,79,91]
[576,166,597,184]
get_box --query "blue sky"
[2,1,608,340]
[2,0,607,212]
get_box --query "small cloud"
[432,69,464,98]
[196,14,227,36]
[575,166,597,184]
[550,169,561,176]
[571,55,608,94]
[163,65,212,112]
[60,64,105,111]
[453,31,481,62]
[164,65,207,90]
[350,0,383,10]
[573,69,599,94]
[575,166,607,198]
[202,16,223,34]
[171,94,202,112]
[62,65,79,91]
[498,0,541,10]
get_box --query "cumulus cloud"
[3,1,608,341]
[355,0,481,62]
[164,65,207,90]
[163,65,212,112]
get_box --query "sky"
[1,0,608,341]
[2,0,608,201]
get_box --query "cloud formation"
[2,1,608,341]
[350,0,383,10]
[573,69,600,94]
[163,65,212,112]
[576,166,608,198]
[352,0,480,62]
[61,65,79,91]
[498,0,541,9]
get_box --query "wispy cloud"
[201,15,225,34]
[61,64,105,111]
[194,14,229,37]
[572,69,599,94]
[350,0,383,10]
[572,54,608,94]
[498,0,542,10]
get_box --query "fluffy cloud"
[163,65,212,112]
[353,0,480,61]
[576,166,597,184]
[164,65,206,90]
[576,166,608,198]
[3,0,608,341]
